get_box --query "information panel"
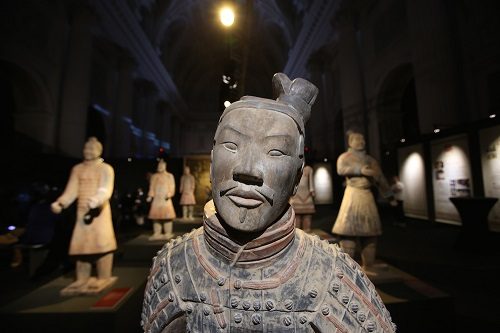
[430,135,472,224]
[479,125,500,231]
[397,144,428,219]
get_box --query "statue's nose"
[233,155,264,186]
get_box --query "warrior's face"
[157,161,166,172]
[184,166,190,175]
[349,133,365,151]
[211,108,303,232]
[83,141,102,161]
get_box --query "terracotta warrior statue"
[51,137,117,295]
[290,164,315,232]
[147,159,176,240]
[179,166,196,219]
[141,74,395,333]
[332,131,396,274]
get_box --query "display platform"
[120,234,173,262]
[375,262,454,332]
[0,266,149,333]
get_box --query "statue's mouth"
[226,188,265,208]
[227,195,263,208]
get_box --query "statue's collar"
[202,200,296,268]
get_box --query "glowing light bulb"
[219,7,235,27]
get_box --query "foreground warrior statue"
[51,137,117,295]
[147,159,176,240]
[290,164,315,232]
[141,74,396,332]
[332,131,396,274]
[179,166,196,219]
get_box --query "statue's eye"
[222,142,237,152]
[268,149,285,157]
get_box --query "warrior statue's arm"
[337,153,361,177]
[88,164,115,209]
[51,165,79,213]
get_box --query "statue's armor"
[142,204,395,333]
[148,172,176,220]
[57,160,116,255]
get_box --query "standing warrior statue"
[51,137,117,295]
[332,131,396,274]
[141,74,396,332]
[290,164,315,232]
[147,159,176,240]
[179,166,196,219]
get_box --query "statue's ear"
[209,150,213,183]
[292,162,305,196]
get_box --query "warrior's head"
[184,166,191,175]
[347,130,366,151]
[157,159,167,172]
[210,73,318,232]
[83,137,103,161]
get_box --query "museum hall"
[1,1,499,332]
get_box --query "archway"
[376,63,419,174]
[0,60,52,154]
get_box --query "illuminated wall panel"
[430,135,472,225]
[312,163,333,204]
[397,144,428,219]
[479,125,500,231]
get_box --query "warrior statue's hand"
[361,165,376,177]
[88,197,99,209]
[51,201,63,214]
[146,196,153,203]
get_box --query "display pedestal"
[0,266,148,333]
[60,276,118,296]
[450,197,498,249]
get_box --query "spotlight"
[219,6,235,27]
[224,101,231,108]
[433,128,440,134]
[385,151,390,156]
[400,138,406,143]
[127,157,132,162]
[7,225,16,231]
[323,158,328,162]
[490,114,496,119]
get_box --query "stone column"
[58,8,95,157]
[335,9,366,135]
[112,55,136,158]
[406,0,461,133]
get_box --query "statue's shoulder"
[141,228,201,333]
[302,233,396,332]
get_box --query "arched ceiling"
[139,0,306,115]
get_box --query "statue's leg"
[87,253,117,292]
[163,220,173,240]
[61,260,91,295]
[188,205,194,219]
[149,221,163,240]
[96,253,113,280]
[295,214,303,229]
[182,206,188,219]
[302,214,312,232]
[75,260,92,283]
[339,238,357,259]
[361,237,377,269]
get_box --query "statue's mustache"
[218,179,274,205]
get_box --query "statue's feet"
[60,278,90,296]
[148,233,164,241]
[84,277,118,294]
[162,233,174,240]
